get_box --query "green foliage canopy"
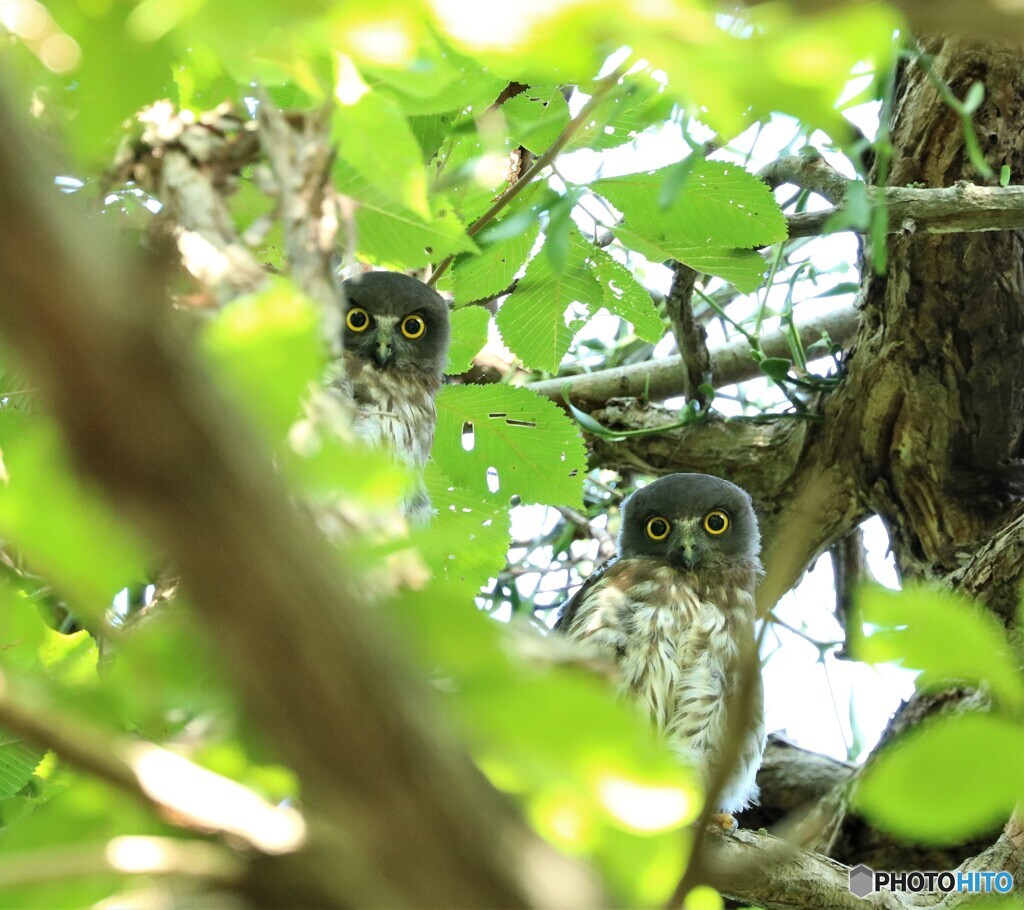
[0,0,918,906]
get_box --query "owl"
[333,271,450,521]
[555,473,765,819]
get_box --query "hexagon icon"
[849,864,875,898]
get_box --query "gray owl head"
[618,473,760,572]
[339,271,450,376]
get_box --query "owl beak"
[676,548,698,570]
[373,332,394,367]
[673,531,701,570]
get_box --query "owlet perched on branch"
[334,271,450,522]
[556,473,766,818]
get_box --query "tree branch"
[758,154,851,205]
[428,66,627,286]
[111,101,266,304]
[0,83,604,910]
[255,93,342,338]
[528,302,857,408]
[789,183,1024,239]
[0,674,304,853]
[705,828,904,910]
[664,262,711,409]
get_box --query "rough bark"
[580,36,1024,907]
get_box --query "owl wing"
[552,557,618,633]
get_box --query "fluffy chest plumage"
[341,353,440,467]
[569,564,747,733]
[560,557,764,811]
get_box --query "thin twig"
[428,65,630,286]
[665,262,711,409]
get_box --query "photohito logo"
[849,864,1014,899]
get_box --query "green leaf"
[589,246,663,343]
[0,773,170,909]
[452,223,540,304]
[758,357,792,382]
[430,128,517,226]
[855,712,1024,843]
[434,385,587,507]
[445,307,491,375]
[454,653,698,906]
[409,112,455,162]
[495,229,605,372]
[203,280,326,445]
[26,4,177,167]
[0,424,149,622]
[336,169,477,267]
[38,628,98,688]
[613,227,770,293]
[595,160,787,292]
[333,84,430,218]
[281,422,411,508]
[415,465,510,591]
[0,732,44,801]
[0,587,50,675]
[544,193,577,274]
[502,86,571,154]
[101,602,234,741]
[358,34,505,116]
[853,585,1024,711]
[568,73,675,153]
[598,160,787,249]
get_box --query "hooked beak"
[373,331,393,368]
[673,532,701,571]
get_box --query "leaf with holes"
[502,85,571,154]
[434,385,586,507]
[334,169,477,267]
[415,464,510,593]
[595,160,786,292]
[567,72,674,153]
[589,245,663,342]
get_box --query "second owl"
[556,472,766,817]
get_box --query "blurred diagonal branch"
[0,84,604,910]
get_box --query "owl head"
[618,473,760,572]
[339,271,450,376]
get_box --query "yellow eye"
[645,516,671,541]
[703,510,729,535]
[401,314,426,339]
[346,307,370,332]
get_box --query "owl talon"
[707,812,737,833]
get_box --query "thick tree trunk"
[825,37,1024,589]
[590,37,1024,896]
